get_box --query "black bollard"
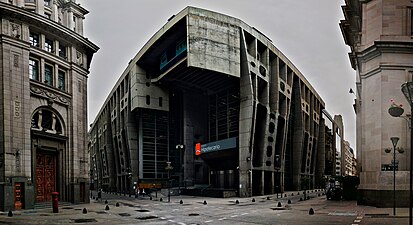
[160,198,163,202]
[203,200,207,205]
[300,197,303,201]
[7,210,13,217]
[291,193,294,196]
[116,202,120,207]
[267,196,271,200]
[277,202,282,207]
[105,205,110,210]
[82,208,87,214]
[150,196,153,200]
[309,208,314,215]
[252,198,255,202]
[236,200,239,204]
[307,196,310,200]
[180,200,183,204]
[284,194,287,197]
[104,200,108,204]
[288,199,291,204]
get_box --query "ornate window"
[58,70,65,91]
[58,44,66,59]
[44,64,53,85]
[44,38,53,52]
[29,59,39,80]
[31,109,63,134]
[29,32,39,47]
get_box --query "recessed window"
[44,64,53,85]
[146,95,150,105]
[29,32,39,47]
[29,59,39,81]
[58,70,65,91]
[59,44,66,58]
[44,0,50,7]
[159,97,163,107]
[44,38,53,52]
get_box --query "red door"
[36,153,56,202]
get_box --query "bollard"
[267,196,271,200]
[7,210,13,217]
[180,200,183,204]
[252,198,255,202]
[288,199,291,204]
[160,198,163,202]
[236,200,239,204]
[105,200,108,204]
[277,202,282,207]
[82,208,87,214]
[116,202,120,207]
[105,205,110,210]
[284,194,287,197]
[300,197,303,201]
[52,192,59,213]
[309,208,314,215]
[203,200,207,205]
[150,196,153,200]
[291,193,294,196]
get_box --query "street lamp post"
[385,137,404,216]
[401,81,413,225]
[176,144,185,194]
[165,161,173,203]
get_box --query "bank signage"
[195,137,237,155]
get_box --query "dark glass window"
[58,70,65,91]
[44,38,53,52]
[29,32,39,47]
[29,59,39,80]
[59,44,66,58]
[44,64,53,85]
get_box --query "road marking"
[160,217,166,220]
[357,216,363,219]
[354,219,361,222]
[205,220,213,223]
[231,215,238,218]
[241,212,249,216]
[218,217,227,220]
[168,220,175,222]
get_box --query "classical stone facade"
[341,0,413,207]
[0,0,98,211]
[89,6,331,197]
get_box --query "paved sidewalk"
[0,189,410,225]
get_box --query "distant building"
[0,0,98,211]
[341,0,413,207]
[89,6,329,197]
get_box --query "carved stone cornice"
[30,84,70,106]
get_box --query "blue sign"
[200,137,237,154]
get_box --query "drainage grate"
[71,219,98,223]
[118,213,131,217]
[136,209,150,212]
[136,215,158,220]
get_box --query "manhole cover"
[62,207,73,209]
[71,219,98,223]
[188,213,199,216]
[95,211,107,214]
[136,209,150,212]
[119,213,131,217]
[136,215,158,220]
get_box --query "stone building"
[341,0,413,207]
[0,0,98,211]
[89,6,328,197]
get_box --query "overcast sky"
[78,0,356,150]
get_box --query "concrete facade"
[0,0,98,211]
[341,0,413,207]
[89,7,331,198]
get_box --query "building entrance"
[35,152,56,202]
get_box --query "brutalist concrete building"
[89,6,329,197]
[0,0,98,211]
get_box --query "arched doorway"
[31,108,66,203]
